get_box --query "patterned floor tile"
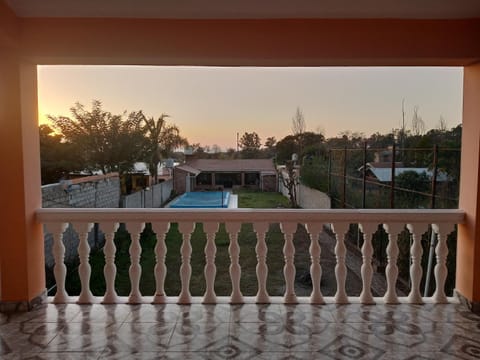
[98,351,164,359]
[178,304,231,323]
[230,320,331,352]
[125,304,180,323]
[2,304,82,324]
[2,353,102,360]
[0,322,64,355]
[167,322,230,352]
[1,301,478,359]
[102,322,175,354]
[230,304,286,323]
[317,334,386,360]
[44,322,120,353]
[70,304,131,324]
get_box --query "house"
[173,158,278,193]
[1,0,480,358]
[361,162,449,183]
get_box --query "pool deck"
[228,194,238,208]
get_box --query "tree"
[39,124,80,184]
[279,160,299,208]
[139,112,187,183]
[291,107,306,155]
[395,170,430,208]
[411,106,425,136]
[437,116,448,132]
[48,100,147,174]
[239,131,261,158]
[276,132,325,164]
[264,136,277,158]
[291,107,306,136]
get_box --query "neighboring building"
[121,161,176,194]
[174,159,278,193]
[360,162,448,183]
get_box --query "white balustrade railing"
[37,208,464,305]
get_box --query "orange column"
[0,55,45,310]
[457,63,480,311]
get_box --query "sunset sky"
[37,66,463,150]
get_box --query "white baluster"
[71,222,94,304]
[382,223,403,304]
[226,222,243,304]
[178,222,195,304]
[46,222,68,304]
[432,223,454,303]
[126,222,145,304]
[203,222,219,304]
[254,222,270,303]
[152,222,170,304]
[359,222,376,304]
[305,222,325,304]
[280,222,298,304]
[331,222,349,304]
[99,221,119,304]
[406,223,428,304]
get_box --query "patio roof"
[183,159,276,173]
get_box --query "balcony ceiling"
[5,0,480,19]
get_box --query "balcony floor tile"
[0,302,479,359]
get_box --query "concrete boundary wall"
[42,174,120,268]
[279,179,331,209]
[122,179,173,208]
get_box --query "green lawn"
[60,189,308,297]
[236,188,291,208]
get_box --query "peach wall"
[19,18,480,66]
[458,63,480,302]
[0,0,19,49]
[0,52,44,302]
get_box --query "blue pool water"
[169,191,230,208]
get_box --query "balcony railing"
[36,208,464,305]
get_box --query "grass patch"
[235,188,291,208]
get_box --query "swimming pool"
[168,191,230,208]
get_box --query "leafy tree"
[264,136,277,158]
[239,131,261,158]
[276,132,325,164]
[48,100,146,174]
[139,112,187,183]
[39,125,81,184]
[395,170,430,208]
[276,135,297,163]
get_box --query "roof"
[365,163,448,183]
[179,159,276,173]
[175,164,202,176]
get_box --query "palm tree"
[139,112,187,183]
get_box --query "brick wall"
[173,168,189,194]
